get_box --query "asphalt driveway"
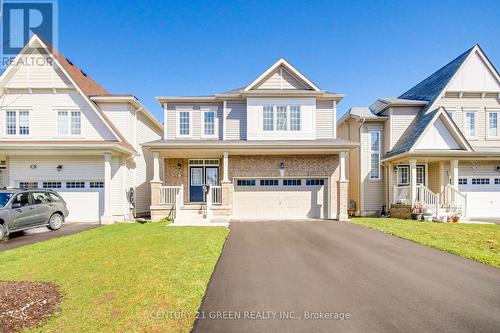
[193,221,500,333]
[0,223,100,251]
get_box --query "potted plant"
[411,204,423,220]
[452,216,459,223]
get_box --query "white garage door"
[459,177,500,218]
[233,178,327,220]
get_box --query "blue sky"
[56,0,500,122]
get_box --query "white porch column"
[409,159,417,205]
[152,151,161,182]
[387,162,393,207]
[450,159,459,189]
[222,151,229,182]
[339,151,347,181]
[102,152,113,224]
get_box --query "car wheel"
[47,213,64,231]
[0,224,7,241]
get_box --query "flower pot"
[447,216,453,223]
[452,217,459,223]
[411,213,422,220]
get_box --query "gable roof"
[243,58,321,92]
[0,35,137,154]
[385,44,498,158]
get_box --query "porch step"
[180,204,204,211]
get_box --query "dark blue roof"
[385,46,476,158]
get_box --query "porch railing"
[441,184,467,216]
[211,185,222,205]
[160,185,184,218]
[416,184,439,216]
[393,185,411,205]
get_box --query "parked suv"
[0,189,69,240]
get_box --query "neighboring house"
[338,44,500,219]
[144,59,357,222]
[0,35,163,223]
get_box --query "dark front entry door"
[189,166,220,202]
[190,167,204,202]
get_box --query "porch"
[388,158,467,220]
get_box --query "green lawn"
[352,218,500,268]
[0,221,228,332]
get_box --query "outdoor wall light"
[496,166,500,172]
[393,166,398,173]
[56,165,63,172]
[177,163,182,170]
[279,162,285,177]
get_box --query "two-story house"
[338,45,500,220]
[0,35,163,223]
[144,59,357,223]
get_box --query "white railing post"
[206,186,212,220]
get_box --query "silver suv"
[0,189,69,240]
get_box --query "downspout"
[358,118,366,215]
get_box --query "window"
[263,106,274,131]
[471,178,490,185]
[31,192,51,204]
[276,106,287,131]
[47,192,61,201]
[12,193,30,207]
[5,110,29,136]
[203,111,215,136]
[178,111,190,136]
[465,112,476,137]
[416,166,425,185]
[446,109,454,119]
[43,182,61,188]
[57,111,81,135]
[290,105,301,131]
[90,181,104,188]
[19,182,38,189]
[369,131,381,180]
[66,181,85,188]
[398,166,409,185]
[458,178,468,185]
[260,179,279,186]
[495,178,500,185]
[306,179,324,186]
[236,179,256,186]
[283,179,301,186]
[488,112,498,137]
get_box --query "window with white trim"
[262,105,301,132]
[369,131,381,180]
[465,112,476,137]
[19,182,38,189]
[90,181,104,188]
[43,182,62,188]
[495,178,500,185]
[263,106,274,131]
[398,166,409,185]
[236,179,256,186]
[488,111,498,137]
[283,179,301,186]
[471,178,489,185]
[290,105,301,131]
[5,110,30,136]
[66,181,85,188]
[458,178,467,185]
[306,179,324,186]
[260,179,278,186]
[178,111,190,136]
[276,106,287,131]
[57,111,81,135]
[203,110,216,136]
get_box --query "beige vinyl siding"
[225,101,247,140]
[389,106,419,149]
[100,102,134,139]
[435,96,500,149]
[165,103,222,140]
[0,91,116,140]
[316,100,335,139]
[255,67,308,90]
[360,123,385,214]
[428,162,440,193]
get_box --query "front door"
[190,167,204,202]
[189,166,220,202]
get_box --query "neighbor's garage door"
[459,177,500,218]
[233,178,327,219]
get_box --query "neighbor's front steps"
[169,205,229,227]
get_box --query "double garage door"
[459,177,500,218]
[233,178,328,220]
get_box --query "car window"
[47,192,61,202]
[0,193,13,208]
[31,192,51,204]
[12,193,31,207]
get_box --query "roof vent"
[65,57,73,65]
[80,69,87,77]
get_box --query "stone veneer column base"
[100,215,115,225]
[221,181,234,215]
[337,180,349,221]
[150,180,162,207]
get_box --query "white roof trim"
[243,58,321,92]
[409,107,473,153]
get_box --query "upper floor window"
[5,110,30,136]
[488,111,498,138]
[203,110,216,137]
[262,105,301,132]
[57,111,81,135]
[369,131,380,180]
[178,111,191,136]
[464,111,476,137]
